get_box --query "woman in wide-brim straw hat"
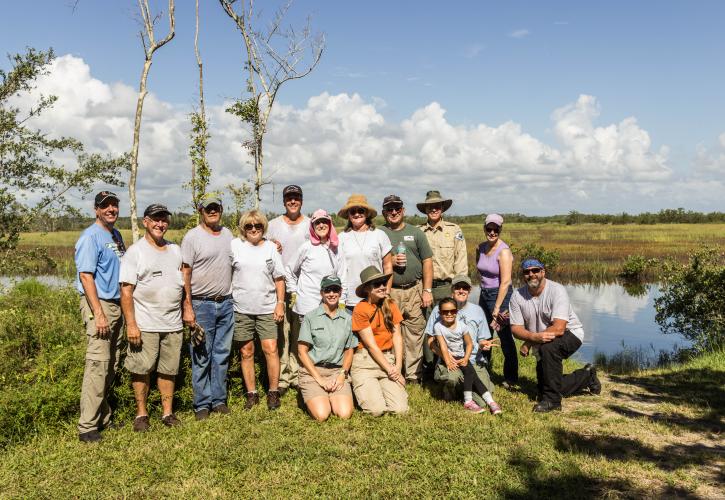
[337,194,393,311]
[350,266,409,416]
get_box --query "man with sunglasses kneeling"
[509,259,601,413]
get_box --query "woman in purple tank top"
[476,213,518,385]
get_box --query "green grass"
[0,281,722,498]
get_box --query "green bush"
[655,248,725,352]
[618,254,657,280]
[511,242,560,274]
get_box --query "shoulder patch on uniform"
[455,231,464,240]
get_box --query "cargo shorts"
[124,330,183,375]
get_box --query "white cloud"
[509,29,530,39]
[694,132,725,176]
[13,54,725,216]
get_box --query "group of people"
[75,187,601,443]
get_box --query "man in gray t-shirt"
[181,194,234,419]
[509,258,601,413]
[266,184,310,392]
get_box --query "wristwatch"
[423,288,432,293]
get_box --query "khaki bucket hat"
[416,190,453,214]
[355,265,392,298]
[338,194,378,219]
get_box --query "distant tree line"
[25,207,725,234]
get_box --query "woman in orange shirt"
[350,266,409,416]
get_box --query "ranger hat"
[416,190,453,214]
[355,265,392,298]
[94,191,119,207]
[143,203,172,218]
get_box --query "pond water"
[470,283,686,363]
[0,274,71,290]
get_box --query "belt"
[392,281,418,290]
[315,362,342,369]
[432,279,452,287]
[191,294,232,303]
[99,298,120,305]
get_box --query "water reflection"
[0,275,71,290]
[471,283,686,363]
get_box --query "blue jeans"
[190,297,234,411]
[479,286,519,384]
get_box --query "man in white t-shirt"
[509,258,601,413]
[120,204,185,431]
[266,184,310,393]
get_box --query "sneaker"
[532,401,562,413]
[487,401,503,416]
[161,413,182,428]
[133,415,150,432]
[585,364,602,395]
[463,400,485,414]
[267,390,282,410]
[194,409,210,421]
[78,430,102,443]
[244,392,260,410]
[211,403,231,415]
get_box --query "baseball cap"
[320,275,342,290]
[382,194,403,208]
[143,203,172,218]
[521,258,545,270]
[94,191,119,207]
[485,213,504,227]
[283,185,303,198]
[198,193,222,209]
[451,275,472,288]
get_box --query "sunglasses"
[349,207,367,216]
[426,204,443,212]
[203,204,221,213]
[97,201,119,209]
[284,195,302,202]
[523,268,542,276]
[370,278,388,289]
[485,225,500,234]
[384,205,404,213]
[452,285,471,291]
[440,308,458,316]
[244,223,265,231]
[322,286,342,294]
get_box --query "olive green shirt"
[298,305,358,365]
[419,220,468,281]
[381,223,433,286]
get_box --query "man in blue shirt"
[75,191,126,443]
[425,274,501,414]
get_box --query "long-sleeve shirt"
[285,241,348,316]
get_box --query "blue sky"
[2,1,725,214]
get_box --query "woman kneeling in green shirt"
[297,276,358,421]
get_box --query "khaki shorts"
[234,312,277,342]
[299,366,353,402]
[124,330,183,375]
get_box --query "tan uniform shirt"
[419,220,468,281]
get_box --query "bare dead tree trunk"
[129,0,176,242]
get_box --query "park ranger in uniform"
[417,190,468,305]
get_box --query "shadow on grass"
[502,446,701,499]
[608,366,724,434]
[552,428,724,478]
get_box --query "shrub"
[512,242,560,274]
[618,254,657,280]
[655,248,725,352]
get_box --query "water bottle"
[396,241,407,268]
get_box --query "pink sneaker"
[488,401,503,415]
[463,400,485,414]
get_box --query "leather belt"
[191,294,232,303]
[432,279,452,287]
[392,282,418,290]
[315,362,342,369]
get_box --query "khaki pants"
[434,361,493,407]
[78,297,124,434]
[390,283,426,382]
[278,295,300,390]
[351,350,408,416]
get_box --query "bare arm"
[273,277,285,322]
[511,318,567,343]
[357,326,402,384]
[493,248,513,316]
[79,272,109,338]
[436,334,458,372]
[297,343,325,387]
[181,264,195,325]
[120,283,141,346]
[421,257,433,308]
[382,252,393,292]
[392,322,404,375]
[458,334,473,366]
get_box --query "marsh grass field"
[19,222,725,282]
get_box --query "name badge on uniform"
[152,271,163,278]
[403,235,415,241]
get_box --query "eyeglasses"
[485,225,500,234]
[322,286,342,294]
[370,278,388,289]
[244,223,265,231]
[440,308,458,316]
[523,268,542,276]
[349,207,367,216]
[384,205,404,213]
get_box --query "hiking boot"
[194,409,210,421]
[244,392,260,410]
[463,400,485,414]
[211,403,231,415]
[487,401,503,416]
[532,401,561,413]
[161,414,182,428]
[267,390,281,410]
[133,415,150,432]
[585,364,602,395]
[79,430,102,443]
